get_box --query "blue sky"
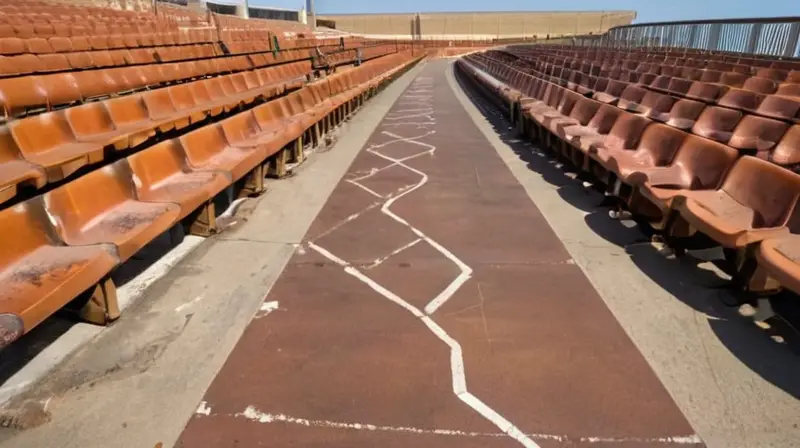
[249,0,797,23]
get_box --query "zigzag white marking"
[309,77,539,448]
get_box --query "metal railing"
[601,16,800,58]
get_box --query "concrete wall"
[318,11,636,39]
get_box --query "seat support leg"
[189,201,218,236]
[240,163,266,198]
[313,121,322,147]
[267,147,289,178]
[80,278,120,325]
[290,135,305,164]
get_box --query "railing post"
[784,22,800,58]
[687,25,699,49]
[746,23,763,54]
[708,23,722,51]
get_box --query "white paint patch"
[195,401,212,416]
[260,301,280,313]
[345,179,385,198]
[174,295,204,313]
[234,406,703,445]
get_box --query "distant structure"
[317,11,637,40]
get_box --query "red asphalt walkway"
[177,60,702,448]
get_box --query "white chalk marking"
[310,201,382,242]
[174,295,204,313]
[365,238,422,269]
[381,122,437,127]
[234,406,702,445]
[195,401,212,416]
[345,179,385,198]
[310,85,536,447]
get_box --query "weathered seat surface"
[127,139,230,220]
[0,197,118,348]
[0,126,46,204]
[757,235,800,294]
[9,111,104,181]
[43,163,180,261]
[179,123,266,182]
[674,156,800,248]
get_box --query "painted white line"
[310,201,382,242]
[365,238,422,269]
[381,122,437,127]
[384,112,436,121]
[345,178,385,198]
[371,131,473,315]
[223,405,703,445]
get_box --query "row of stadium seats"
[522,45,800,70]
[0,50,422,350]
[478,49,799,169]
[458,48,799,317]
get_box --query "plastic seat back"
[178,123,229,167]
[168,84,198,111]
[721,156,800,228]
[142,88,178,120]
[616,84,648,110]
[0,198,53,269]
[201,78,227,102]
[221,111,261,144]
[727,115,789,154]
[555,87,590,118]
[770,125,800,168]
[126,139,189,195]
[73,70,119,99]
[43,163,137,244]
[686,82,729,102]
[253,101,286,129]
[717,88,765,112]
[671,135,739,190]
[742,77,777,94]
[9,111,77,156]
[106,95,150,127]
[634,123,688,166]
[65,102,117,139]
[756,95,800,121]
[662,99,705,130]
[0,76,48,117]
[584,104,622,134]
[602,112,650,150]
[691,106,742,142]
[719,72,747,88]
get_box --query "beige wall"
[318,11,636,39]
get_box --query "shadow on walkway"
[453,63,800,400]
